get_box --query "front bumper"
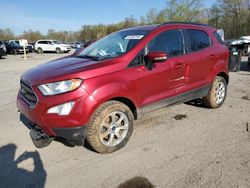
[27,121,87,146]
[16,83,96,146]
[53,126,88,145]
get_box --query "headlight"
[38,79,82,96]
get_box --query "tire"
[11,49,17,55]
[56,48,62,54]
[203,76,227,109]
[37,48,43,54]
[86,101,134,154]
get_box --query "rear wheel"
[86,101,134,154]
[56,48,62,54]
[203,76,227,108]
[37,48,43,54]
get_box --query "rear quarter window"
[187,29,211,52]
[214,32,224,44]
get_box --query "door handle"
[174,62,184,69]
[209,54,216,60]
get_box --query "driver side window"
[147,30,184,58]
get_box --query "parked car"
[4,41,28,55]
[0,40,6,58]
[9,40,34,53]
[84,40,94,47]
[231,36,250,56]
[70,41,84,49]
[17,22,229,153]
[223,39,236,48]
[34,40,71,54]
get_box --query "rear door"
[37,41,46,51]
[184,29,214,88]
[46,41,55,51]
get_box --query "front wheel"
[86,101,134,154]
[56,48,62,54]
[203,76,227,108]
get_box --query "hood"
[231,39,250,45]
[21,57,124,85]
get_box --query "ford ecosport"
[17,23,229,153]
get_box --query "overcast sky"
[0,0,216,34]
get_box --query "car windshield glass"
[10,42,19,46]
[77,30,149,61]
[53,41,62,44]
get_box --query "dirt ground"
[0,53,250,188]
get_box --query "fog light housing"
[47,102,75,116]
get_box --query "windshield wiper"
[77,55,100,61]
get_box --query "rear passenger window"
[147,30,184,58]
[38,41,47,44]
[187,30,211,52]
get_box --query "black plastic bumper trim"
[52,126,88,146]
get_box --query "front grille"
[20,80,38,107]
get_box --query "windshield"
[53,40,63,44]
[77,29,149,61]
[10,41,19,46]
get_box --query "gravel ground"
[0,53,250,188]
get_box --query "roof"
[121,25,158,32]
[158,22,211,27]
[121,22,215,33]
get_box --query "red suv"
[17,23,229,153]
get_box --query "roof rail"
[158,22,210,27]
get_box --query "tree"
[20,30,45,42]
[146,8,159,24]
[4,0,250,42]
[123,15,138,28]
[0,28,15,40]
[164,0,204,22]
[208,0,250,38]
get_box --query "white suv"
[34,40,71,54]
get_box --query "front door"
[137,29,187,112]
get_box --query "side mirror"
[145,51,167,70]
[146,51,168,63]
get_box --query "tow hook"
[30,129,54,148]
